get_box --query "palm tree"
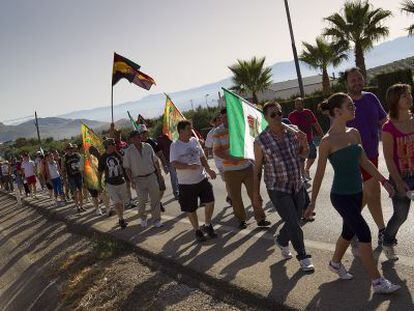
[323,0,392,77]
[401,0,414,36]
[228,56,272,105]
[300,37,348,95]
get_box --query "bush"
[377,69,413,111]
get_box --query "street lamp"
[205,94,210,108]
[283,0,305,98]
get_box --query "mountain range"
[58,36,414,122]
[1,36,413,142]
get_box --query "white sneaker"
[140,218,148,228]
[329,261,353,280]
[95,208,103,216]
[382,245,399,261]
[274,237,293,259]
[299,257,315,272]
[372,277,401,294]
[153,220,163,228]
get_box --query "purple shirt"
[347,92,386,158]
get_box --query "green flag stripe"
[224,89,246,158]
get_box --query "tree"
[401,0,414,36]
[300,37,348,95]
[228,56,272,105]
[323,0,392,77]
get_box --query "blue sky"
[0,0,411,122]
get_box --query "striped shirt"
[255,126,303,193]
[213,124,251,171]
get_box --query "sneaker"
[77,207,83,213]
[299,257,315,272]
[257,219,271,227]
[80,206,86,212]
[382,245,399,261]
[372,277,401,294]
[274,237,293,260]
[378,229,385,246]
[238,220,247,229]
[201,224,217,238]
[119,219,128,229]
[160,202,165,213]
[328,261,353,280]
[96,208,103,216]
[140,218,148,228]
[195,229,207,242]
[153,220,163,228]
[128,200,137,208]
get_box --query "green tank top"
[328,144,363,194]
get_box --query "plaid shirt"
[256,127,303,193]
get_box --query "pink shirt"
[383,120,414,176]
[288,109,317,142]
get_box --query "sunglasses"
[270,111,283,118]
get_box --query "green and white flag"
[223,88,268,160]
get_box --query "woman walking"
[381,84,414,260]
[304,92,400,294]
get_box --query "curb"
[1,192,296,311]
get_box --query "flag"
[136,114,146,125]
[223,88,268,159]
[127,111,139,130]
[162,95,186,141]
[81,123,104,190]
[112,53,156,90]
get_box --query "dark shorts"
[360,157,378,182]
[68,175,83,192]
[308,141,317,160]
[178,178,214,213]
[26,175,36,186]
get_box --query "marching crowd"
[1,67,412,295]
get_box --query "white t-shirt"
[205,126,224,171]
[21,160,36,178]
[170,137,207,185]
[48,161,60,179]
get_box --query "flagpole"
[111,85,114,123]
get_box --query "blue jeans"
[267,187,308,260]
[168,163,179,197]
[383,176,413,246]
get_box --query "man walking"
[170,120,217,242]
[98,138,128,229]
[253,102,314,272]
[345,67,387,245]
[214,108,270,229]
[157,133,179,199]
[288,97,324,180]
[123,130,163,228]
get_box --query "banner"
[223,88,267,159]
[81,123,104,190]
[162,95,186,141]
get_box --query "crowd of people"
[0,67,412,295]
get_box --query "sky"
[0,0,411,123]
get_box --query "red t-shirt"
[288,109,317,142]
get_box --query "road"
[0,143,413,310]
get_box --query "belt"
[135,171,156,178]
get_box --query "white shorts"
[107,183,128,205]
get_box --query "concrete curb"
[1,192,295,311]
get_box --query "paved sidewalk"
[1,182,413,310]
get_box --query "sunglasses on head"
[270,111,283,118]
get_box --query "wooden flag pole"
[111,85,114,123]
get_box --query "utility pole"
[34,111,41,146]
[205,94,210,108]
[283,0,305,98]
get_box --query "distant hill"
[15,35,407,123]
[0,118,108,142]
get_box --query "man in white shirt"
[170,120,217,242]
[21,154,37,198]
